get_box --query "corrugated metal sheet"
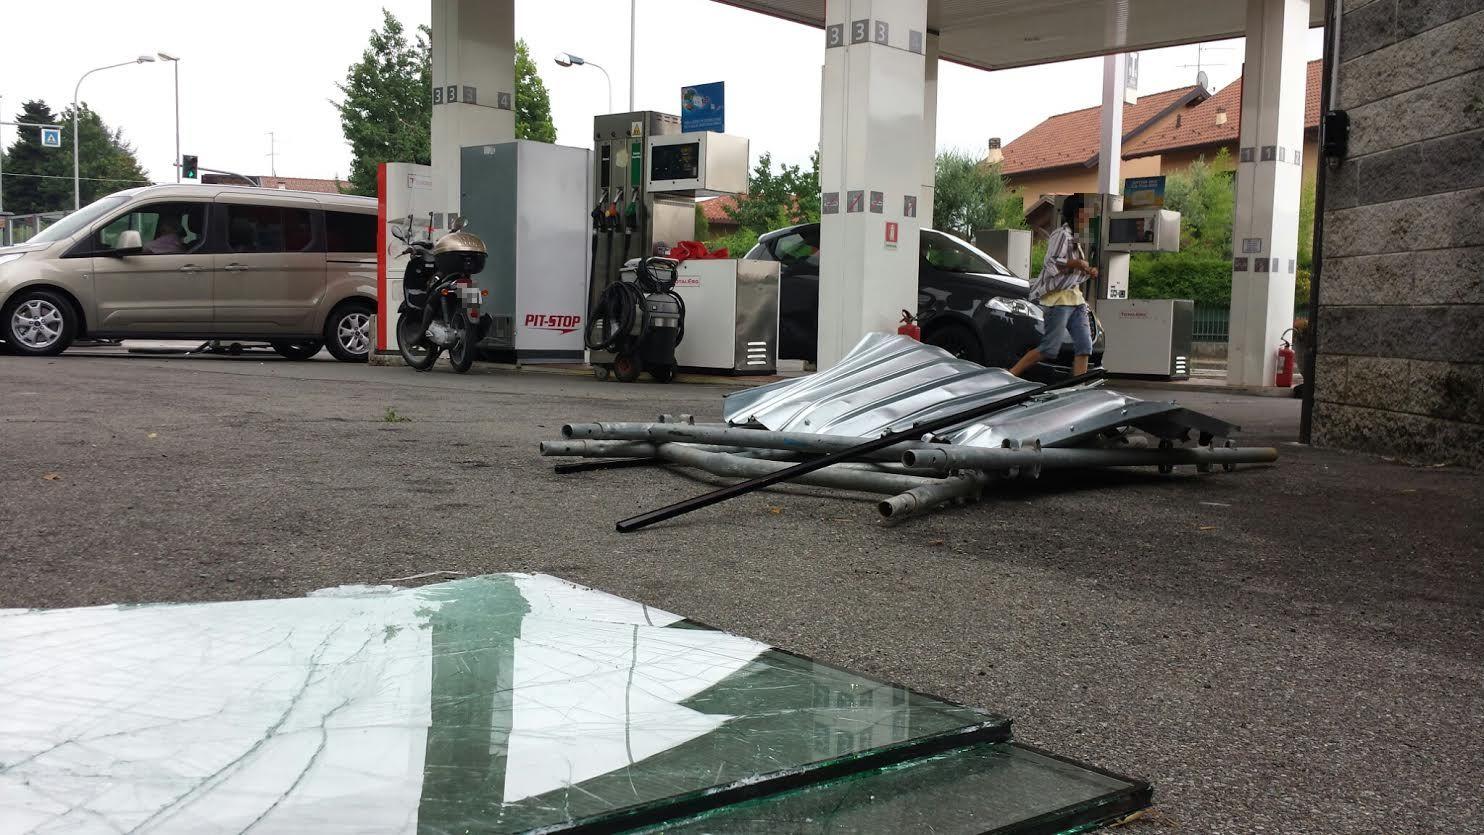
[724,333,1238,448]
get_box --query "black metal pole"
[554,457,660,475]
[1301,0,1339,445]
[616,369,1106,532]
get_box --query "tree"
[1129,149,1315,306]
[2,99,149,214]
[932,149,1024,240]
[336,10,432,196]
[1160,149,1235,256]
[705,151,821,254]
[513,40,556,143]
[337,10,557,196]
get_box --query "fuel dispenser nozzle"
[592,189,609,231]
[611,188,627,233]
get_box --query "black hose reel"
[585,256,686,383]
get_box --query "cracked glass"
[647,742,1149,834]
[1,574,1009,833]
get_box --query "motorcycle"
[393,215,489,373]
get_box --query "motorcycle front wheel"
[397,311,440,371]
[448,316,478,373]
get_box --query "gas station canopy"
[713,0,1324,70]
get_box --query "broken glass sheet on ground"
[0,575,1148,833]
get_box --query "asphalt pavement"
[1,349,1479,834]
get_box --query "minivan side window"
[325,211,377,253]
[97,202,207,254]
[226,204,317,253]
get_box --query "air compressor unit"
[1099,299,1194,379]
[672,259,780,374]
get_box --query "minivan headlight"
[0,252,25,268]
[987,296,1043,321]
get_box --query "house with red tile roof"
[998,84,1209,213]
[201,174,351,193]
[1123,60,1324,179]
[698,195,742,236]
[998,60,1322,216]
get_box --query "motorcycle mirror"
[451,215,467,232]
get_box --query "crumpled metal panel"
[950,389,1159,448]
[725,333,1239,447]
[724,332,1039,436]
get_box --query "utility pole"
[158,53,182,182]
[266,131,278,177]
[628,0,636,111]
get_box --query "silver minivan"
[0,184,378,361]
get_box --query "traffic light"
[182,155,198,179]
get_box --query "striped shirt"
[1031,224,1088,306]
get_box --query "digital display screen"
[1109,217,1153,244]
[651,142,700,181]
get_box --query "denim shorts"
[1037,304,1093,358]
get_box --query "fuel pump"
[583,111,755,380]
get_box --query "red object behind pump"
[669,240,729,262]
[1275,340,1296,387]
[898,309,921,341]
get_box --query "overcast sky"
[0,2,1324,185]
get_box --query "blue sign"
[1123,175,1166,209]
[680,82,724,133]
[40,128,61,148]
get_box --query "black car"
[745,223,1104,379]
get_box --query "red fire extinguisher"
[1275,329,1296,388]
[898,310,921,341]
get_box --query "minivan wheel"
[271,340,322,361]
[4,290,77,357]
[324,302,373,362]
[924,323,983,365]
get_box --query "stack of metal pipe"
[540,335,1277,526]
[539,418,1276,524]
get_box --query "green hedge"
[1128,252,1234,305]
[1128,252,1310,306]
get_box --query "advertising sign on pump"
[680,82,725,133]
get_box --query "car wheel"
[271,340,322,361]
[324,301,373,362]
[4,290,77,357]
[924,323,983,365]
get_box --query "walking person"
[1008,195,1096,378]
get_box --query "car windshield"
[26,195,131,244]
[921,230,1015,277]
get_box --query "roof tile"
[1123,60,1323,158]
[700,195,741,223]
[1000,85,1204,175]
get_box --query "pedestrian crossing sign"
[41,128,61,148]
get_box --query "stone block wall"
[1315,0,1484,466]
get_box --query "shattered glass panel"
[0,574,1006,833]
[647,743,1150,835]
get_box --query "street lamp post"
[73,55,155,210]
[554,53,614,114]
[157,53,181,183]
